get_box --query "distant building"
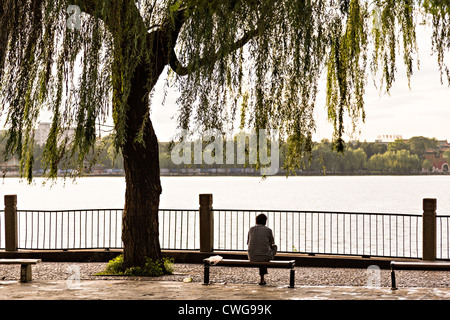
[35,122,75,146]
[423,140,450,172]
[0,156,19,173]
[375,134,403,144]
[35,122,51,146]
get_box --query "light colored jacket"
[247,224,277,262]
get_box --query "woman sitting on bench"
[247,213,278,285]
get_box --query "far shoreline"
[2,172,450,179]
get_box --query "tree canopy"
[1,0,448,178]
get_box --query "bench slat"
[0,259,41,265]
[205,259,295,268]
[391,261,450,270]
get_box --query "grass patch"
[95,254,174,277]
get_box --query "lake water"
[1,175,450,215]
[1,176,449,258]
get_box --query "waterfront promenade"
[0,280,450,304]
[1,278,450,300]
[1,262,449,300]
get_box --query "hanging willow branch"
[0,0,448,179]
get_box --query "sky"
[149,21,450,143]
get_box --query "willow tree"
[0,0,448,268]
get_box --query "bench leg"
[203,265,210,285]
[289,269,295,288]
[20,264,32,283]
[390,268,397,290]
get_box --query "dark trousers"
[257,245,278,276]
[259,267,268,276]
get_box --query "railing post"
[4,195,18,252]
[422,198,437,261]
[199,194,213,253]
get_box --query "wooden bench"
[390,261,450,290]
[0,259,41,283]
[203,258,296,288]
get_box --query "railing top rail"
[9,208,449,218]
[15,208,199,213]
[159,209,200,212]
[16,209,124,213]
[212,208,424,217]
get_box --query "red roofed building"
[423,140,450,172]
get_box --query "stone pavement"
[1,279,450,300]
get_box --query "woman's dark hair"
[256,214,267,225]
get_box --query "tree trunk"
[121,60,163,269]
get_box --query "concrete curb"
[0,249,424,269]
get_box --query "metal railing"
[213,209,425,259]
[438,216,450,260]
[159,209,199,250]
[17,209,123,250]
[0,208,448,260]
[0,210,4,250]
[11,209,199,251]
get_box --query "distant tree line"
[0,132,123,174]
[160,135,446,175]
[1,132,447,175]
[301,139,419,174]
[295,136,450,174]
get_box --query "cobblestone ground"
[0,262,449,302]
[1,262,449,288]
[0,279,449,301]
